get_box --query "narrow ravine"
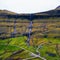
[24,18,46,60]
[27,21,32,46]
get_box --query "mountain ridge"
[0,6,60,19]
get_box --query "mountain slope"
[0,10,17,15]
[0,6,60,19]
[35,6,60,16]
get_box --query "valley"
[0,6,60,60]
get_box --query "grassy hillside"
[0,6,60,60]
[0,36,60,60]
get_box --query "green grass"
[38,38,60,60]
[0,36,60,60]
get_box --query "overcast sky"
[0,0,60,13]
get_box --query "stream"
[25,20,46,60]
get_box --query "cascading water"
[27,14,33,46]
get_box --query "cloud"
[0,0,60,13]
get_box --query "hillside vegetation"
[0,6,60,60]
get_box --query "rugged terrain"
[0,6,60,60]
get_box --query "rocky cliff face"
[55,6,60,10]
[0,6,60,39]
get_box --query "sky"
[0,0,60,13]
